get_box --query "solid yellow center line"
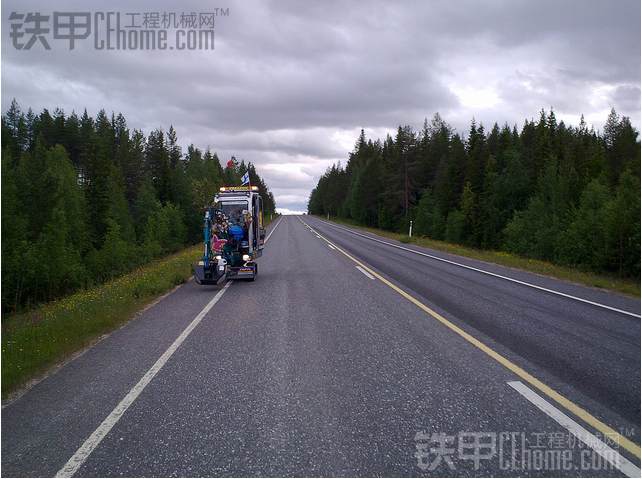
[299,216,641,459]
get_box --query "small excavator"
[193,186,266,285]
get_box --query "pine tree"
[464,119,488,194]
[121,129,145,205]
[16,136,52,241]
[605,172,641,275]
[481,148,529,249]
[64,111,82,167]
[246,162,276,215]
[1,149,32,310]
[347,148,383,226]
[104,163,137,245]
[134,175,161,244]
[434,134,466,216]
[344,128,369,187]
[166,125,181,170]
[557,179,612,270]
[2,99,29,162]
[80,111,112,246]
[44,144,91,254]
[145,128,171,203]
[380,125,418,228]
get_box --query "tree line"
[308,109,640,278]
[1,100,276,313]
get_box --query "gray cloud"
[2,0,639,213]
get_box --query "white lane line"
[508,381,641,478]
[322,221,639,318]
[55,282,232,478]
[264,215,283,244]
[328,244,336,250]
[356,266,375,280]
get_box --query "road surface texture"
[2,215,640,477]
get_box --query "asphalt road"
[2,215,640,477]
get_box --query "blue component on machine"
[229,224,244,240]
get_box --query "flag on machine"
[241,171,250,185]
[227,159,233,168]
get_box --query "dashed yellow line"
[299,216,641,459]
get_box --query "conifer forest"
[1,100,276,313]
[308,109,640,279]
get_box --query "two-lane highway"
[2,215,640,477]
[301,216,641,427]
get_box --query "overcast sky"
[3,0,640,214]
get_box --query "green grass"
[320,216,640,297]
[1,245,202,399]
[263,212,280,226]
[2,217,282,399]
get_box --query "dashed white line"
[328,244,336,250]
[356,266,375,279]
[264,215,283,244]
[508,381,641,478]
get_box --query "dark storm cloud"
[2,0,639,213]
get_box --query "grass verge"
[319,216,640,297]
[1,245,202,400]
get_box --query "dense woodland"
[1,100,276,313]
[309,109,640,278]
